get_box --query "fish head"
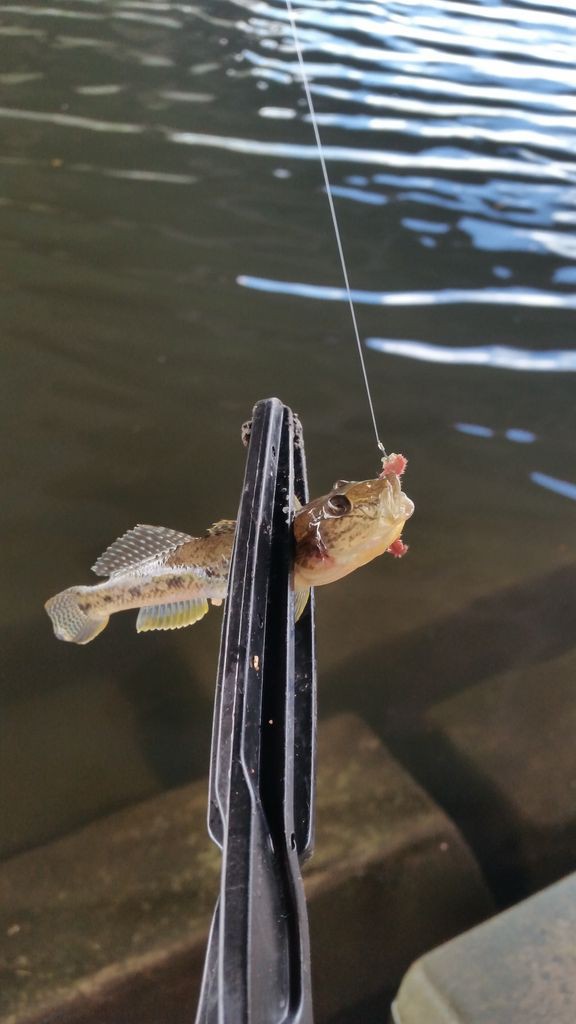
[293,475,414,586]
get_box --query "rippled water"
[2,0,576,914]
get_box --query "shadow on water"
[0,614,214,860]
[391,728,576,908]
[118,647,213,789]
[323,561,576,904]
[324,562,576,728]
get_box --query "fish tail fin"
[45,588,109,645]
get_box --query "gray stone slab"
[393,871,576,1024]
[0,714,494,1024]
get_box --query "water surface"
[2,0,576,910]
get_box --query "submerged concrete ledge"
[0,714,494,1024]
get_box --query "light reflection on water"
[1,0,576,891]
[531,471,576,501]
[455,423,537,443]
[366,339,576,370]
[238,273,576,309]
[236,0,576,307]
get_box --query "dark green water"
[2,0,576,872]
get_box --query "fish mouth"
[380,474,414,522]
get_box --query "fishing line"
[285,0,386,457]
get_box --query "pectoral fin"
[294,588,310,623]
[136,598,209,633]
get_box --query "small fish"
[45,461,414,644]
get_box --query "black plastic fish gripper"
[195,397,316,1024]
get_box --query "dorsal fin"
[92,524,193,577]
[207,519,236,537]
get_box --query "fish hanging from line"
[44,454,413,645]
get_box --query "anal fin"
[136,598,209,633]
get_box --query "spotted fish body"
[45,463,414,644]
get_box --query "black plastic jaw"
[195,398,316,1024]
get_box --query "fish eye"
[326,494,352,517]
[332,479,350,491]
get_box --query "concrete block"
[394,871,576,1024]
[0,715,494,1024]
